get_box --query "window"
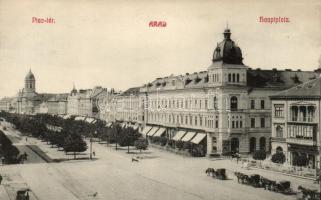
[215,119,218,128]
[251,118,255,128]
[250,100,255,109]
[232,121,235,128]
[195,116,197,126]
[185,116,188,124]
[228,73,231,82]
[276,125,283,138]
[205,100,208,109]
[172,80,176,86]
[260,118,265,128]
[213,96,218,109]
[212,137,217,152]
[236,74,240,82]
[232,73,235,82]
[275,105,284,117]
[200,117,203,126]
[261,100,265,109]
[230,96,238,111]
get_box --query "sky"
[0,0,320,97]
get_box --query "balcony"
[286,138,316,146]
[271,137,286,143]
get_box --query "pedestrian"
[1,156,4,164]
[25,191,29,200]
[25,137,28,142]
[0,174,2,185]
[24,152,28,160]
[93,151,95,157]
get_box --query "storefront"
[288,144,317,169]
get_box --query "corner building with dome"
[112,27,320,156]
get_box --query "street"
[0,122,318,200]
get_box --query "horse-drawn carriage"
[234,172,294,195]
[297,186,321,200]
[16,189,30,200]
[205,168,227,180]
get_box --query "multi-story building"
[107,27,317,156]
[67,86,108,119]
[0,97,17,112]
[107,87,141,124]
[38,94,69,115]
[270,76,321,169]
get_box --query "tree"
[118,127,141,153]
[134,138,148,153]
[253,150,267,160]
[63,134,88,159]
[271,152,286,164]
[0,131,20,164]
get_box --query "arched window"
[213,96,218,109]
[259,137,266,151]
[249,137,256,153]
[230,96,238,111]
[232,74,235,82]
[276,125,283,138]
[276,146,283,153]
[236,74,240,82]
[228,74,231,82]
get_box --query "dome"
[25,70,35,80]
[212,28,243,65]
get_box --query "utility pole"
[90,132,94,160]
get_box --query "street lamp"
[90,131,96,160]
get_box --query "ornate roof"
[271,76,321,99]
[212,28,243,65]
[25,70,35,80]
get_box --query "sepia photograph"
[0,0,321,199]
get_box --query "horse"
[298,185,318,199]
[205,168,215,177]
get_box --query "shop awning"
[153,128,166,137]
[106,122,112,127]
[181,132,196,142]
[172,131,186,141]
[74,116,85,121]
[190,133,206,144]
[140,126,152,135]
[63,115,71,119]
[147,127,159,136]
[85,117,95,123]
[132,124,139,130]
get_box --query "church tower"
[24,69,36,93]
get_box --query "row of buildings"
[0,70,118,119]
[1,27,320,169]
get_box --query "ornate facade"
[271,77,321,169]
[67,86,108,119]
[106,27,318,156]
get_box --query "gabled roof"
[47,93,69,102]
[247,69,315,89]
[120,87,140,96]
[271,76,321,99]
